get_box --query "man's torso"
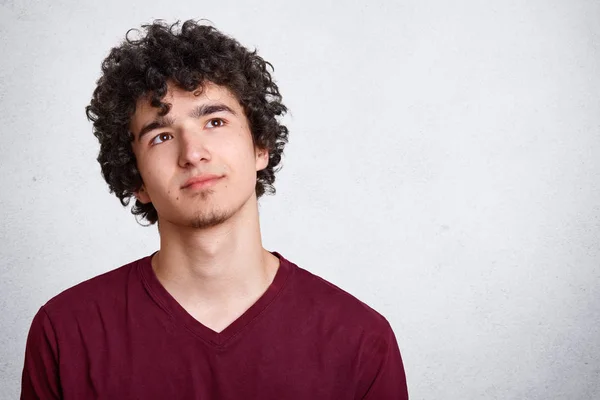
[24,252,398,399]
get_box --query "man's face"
[129,81,268,229]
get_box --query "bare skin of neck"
[151,195,280,333]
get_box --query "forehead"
[129,81,241,133]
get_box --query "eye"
[150,133,173,146]
[205,118,226,128]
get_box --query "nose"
[177,125,211,168]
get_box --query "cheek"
[137,153,173,191]
[138,160,157,186]
[221,134,255,167]
[220,145,257,189]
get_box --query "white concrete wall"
[1,0,599,398]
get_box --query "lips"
[182,174,223,189]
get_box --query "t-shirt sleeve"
[357,320,409,400]
[21,306,62,400]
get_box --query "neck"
[151,195,279,307]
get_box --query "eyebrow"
[135,103,237,142]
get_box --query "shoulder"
[285,256,393,336]
[41,255,149,320]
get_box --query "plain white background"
[1,0,599,398]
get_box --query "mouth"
[181,175,223,190]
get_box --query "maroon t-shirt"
[21,252,408,399]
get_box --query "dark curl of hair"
[85,19,289,225]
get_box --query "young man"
[21,20,409,399]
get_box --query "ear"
[255,148,269,172]
[134,184,152,204]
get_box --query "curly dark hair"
[85,19,289,225]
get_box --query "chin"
[186,208,235,229]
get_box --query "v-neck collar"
[138,251,293,347]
